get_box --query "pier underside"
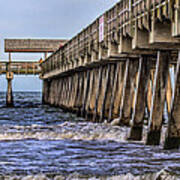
[41,51,179,150]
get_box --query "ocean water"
[0,92,179,180]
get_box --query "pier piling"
[164,51,180,149]
[128,56,150,140]
[146,51,170,145]
[6,72,14,107]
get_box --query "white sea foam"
[2,169,180,180]
[0,122,130,142]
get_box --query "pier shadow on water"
[0,92,179,179]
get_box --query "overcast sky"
[0,0,117,91]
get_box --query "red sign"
[99,16,104,42]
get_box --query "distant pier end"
[4,38,67,107]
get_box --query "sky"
[0,0,117,91]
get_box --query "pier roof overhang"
[5,39,67,53]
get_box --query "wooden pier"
[4,0,180,149]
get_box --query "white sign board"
[99,16,104,42]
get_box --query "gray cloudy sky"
[0,0,117,91]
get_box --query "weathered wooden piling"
[72,74,80,112]
[81,70,90,117]
[146,51,170,145]
[99,64,112,122]
[164,51,180,149]
[75,73,84,115]
[42,80,51,104]
[85,69,97,120]
[6,72,14,107]
[102,64,116,121]
[6,53,14,107]
[119,59,138,126]
[108,62,125,121]
[128,56,150,140]
[93,67,103,122]
[108,63,120,122]
[69,75,77,111]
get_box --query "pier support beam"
[146,51,170,145]
[85,69,98,120]
[76,72,85,116]
[93,67,103,122]
[42,80,51,104]
[108,62,125,121]
[73,74,80,112]
[6,72,14,107]
[99,64,113,122]
[94,66,105,122]
[119,59,138,126]
[70,74,78,111]
[164,51,180,149]
[108,63,120,122]
[81,70,90,117]
[128,56,150,140]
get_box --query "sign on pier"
[99,16,104,42]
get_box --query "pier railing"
[41,0,179,78]
[0,62,41,75]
